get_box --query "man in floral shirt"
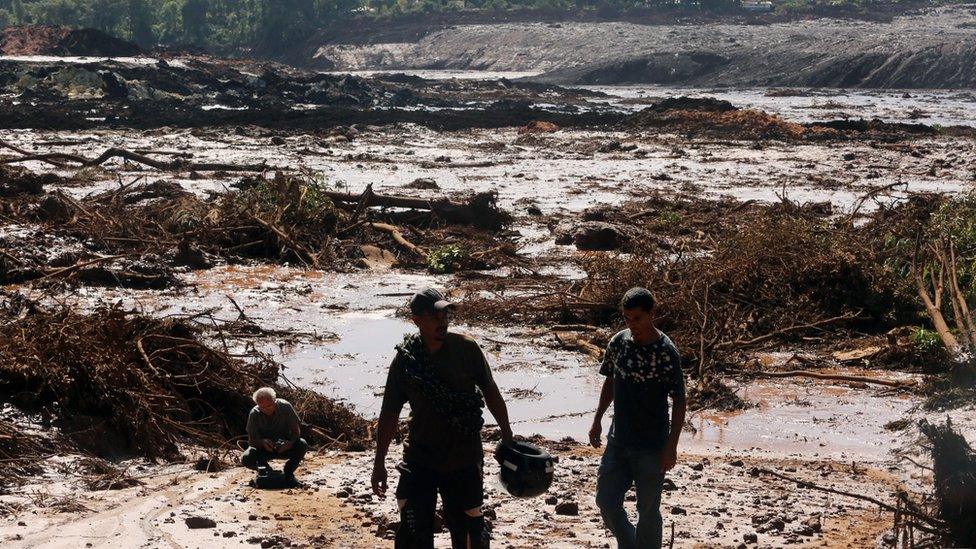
[589,287,687,549]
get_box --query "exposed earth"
[1,16,975,549]
[311,5,976,88]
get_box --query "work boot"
[284,474,302,489]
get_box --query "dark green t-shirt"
[381,332,494,472]
[600,329,685,451]
[246,398,300,444]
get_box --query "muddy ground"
[311,4,976,89]
[0,50,975,548]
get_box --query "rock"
[357,245,397,270]
[270,136,286,146]
[802,515,822,533]
[527,205,543,216]
[581,207,607,221]
[769,517,786,531]
[670,506,687,515]
[545,495,558,505]
[572,222,627,251]
[554,501,579,516]
[518,120,559,134]
[185,516,217,529]
[793,525,815,536]
[690,462,705,471]
[744,532,758,543]
[174,242,212,270]
[405,177,439,190]
[730,459,744,467]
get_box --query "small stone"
[670,506,687,515]
[744,532,758,543]
[802,515,822,533]
[545,495,558,505]
[185,516,216,529]
[690,462,704,471]
[730,459,744,467]
[554,502,579,516]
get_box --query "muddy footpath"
[1,37,976,549]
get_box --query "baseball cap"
[409,288,455,316]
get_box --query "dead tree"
[912,235,975,360]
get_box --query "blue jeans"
[595,443,665,549]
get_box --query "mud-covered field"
[1,44,975,549]
[311,5,976,89]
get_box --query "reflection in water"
[278,311,916,461]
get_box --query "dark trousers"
[241,438,308,476]
[595,443,665,549]
[394,462,488,549]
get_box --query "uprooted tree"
[882,192,976,392]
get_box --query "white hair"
[252,387,276,403]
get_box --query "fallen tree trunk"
[754,369,916,388]
[325,190,511,230]
[1,147,267,172]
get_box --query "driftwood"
[754,369,916,388]
[368,222,426,258]
[757,467,945,531]
[325,189,510,230]
[715,313,859,350]
[0,146,267,172]
[553,330,603,359]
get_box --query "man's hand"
[500,426,514,446]
[371,462,388,498]
[660,443,678,473]
[588,420,602,448]
[277,440,294,454]
[261,439,274,452]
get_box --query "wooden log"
[368,222,426,258]
[326,190,482,226]
[754,369,916,388]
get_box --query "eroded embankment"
[311,5,976,88]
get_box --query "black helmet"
[494,441,555,498]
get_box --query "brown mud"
[1,51,975,547]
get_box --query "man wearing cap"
[372,288,514,549]
[590,287,687,549]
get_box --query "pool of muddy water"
[8,73,974,468]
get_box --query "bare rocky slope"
[311,5,976,88]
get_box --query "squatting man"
[241,387,308,488]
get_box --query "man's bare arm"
[589,375,614,447]
[483,381,513,445]
[661,393,687,472]
[371,408,399,497]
